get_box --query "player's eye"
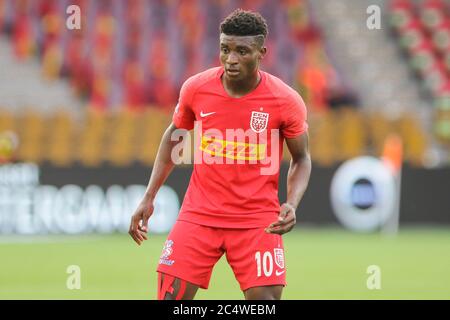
[239,49,247,55]
[221,47,229,54]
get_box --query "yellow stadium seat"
[308,111,337,166]
[137,109,171,165]
[395,115,427,166]
[77,110,107,167]
[335,108,366,161]
[16,111,46,163]
[46,110,75,166]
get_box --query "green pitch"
[1,227,449,300]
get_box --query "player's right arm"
[129,77,196,246]
[129,123,186,245]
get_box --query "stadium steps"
[0,36,83,116]
[309,0,445,166]
[309,0,426,115]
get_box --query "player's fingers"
[138,229,148,241]
[280,220,296,234]
[129,225,143,243]
[129,214,140,231]
[132,212,149,244]
[135,229,144,242]
[138,226,148,238]
[130,225,144,245]
[266,227,283,235]
[266,218,296,234]
[129,230,141,245]
[268,223,293,235]
[266,205,295,232]
[141,214,150,231]
[282,213,295,225]
[269,221,283,228]
[140,223,148,233]
[271,216,292,227]
[276,205,295,222]
[132,235,141,245]
[128,228,139,244]
[269,214,288,228]
[268,219,286,229]
[265,224,281,233]
[270,212,295,228]
[128,221,136,240]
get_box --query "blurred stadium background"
[0,0,449,299]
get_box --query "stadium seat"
[335,108,366,161]
[107,110,137,166]
[16,110,46,163]
[0,0,334,111]
[77,110,107,167]
[137,109,171,165]
[308,112,337,166]
[0,109,15,132]
[389,0,450,147]
[46,110,74,166]
[395,115,427,166]
[368,112,393,156]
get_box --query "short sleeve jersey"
[172,67,308,228]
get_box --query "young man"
[129,9,311,300]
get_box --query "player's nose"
[226,52,239,64]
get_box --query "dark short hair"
[220,9,268,39]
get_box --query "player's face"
[219,33,266,82]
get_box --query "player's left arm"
[265,132,311,235]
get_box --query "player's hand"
[129,200,153,246]
[265,203,296,235]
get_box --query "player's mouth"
[226,69,240,76]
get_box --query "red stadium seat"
[0,0,337,112]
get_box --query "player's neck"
[222,71,261,98]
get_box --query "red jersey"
[172,67,308,228]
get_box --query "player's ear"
[258,46,267,61]
[260,46,267,58]
[254,35,266,61]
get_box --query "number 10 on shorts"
[255,249,285,277]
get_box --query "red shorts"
[156,220,287,291]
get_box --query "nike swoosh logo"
[200,111,216,118]
[275,270,285,276]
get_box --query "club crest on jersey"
[250,111,269,133]
[159,240,175,266]
[274,248,285,269]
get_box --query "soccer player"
[129,9,311,300]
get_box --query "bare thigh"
[244,285,283,300]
